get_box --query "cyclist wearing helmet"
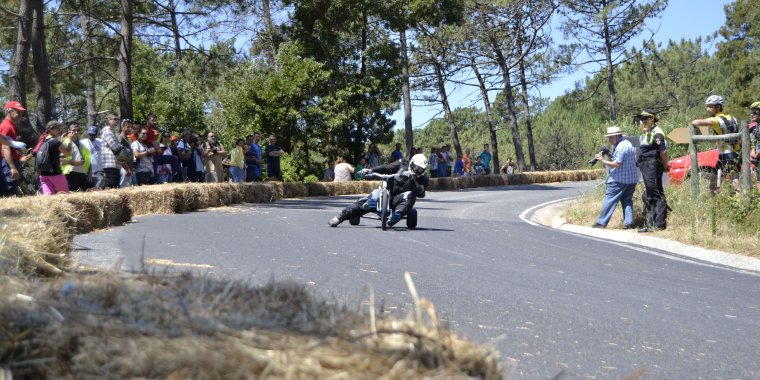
[636,110,668,232]
[328,153,430,227]
[691,95,740,192]
[750,102,760,190]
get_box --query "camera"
[212,147,218,154]
[588,146,611,166]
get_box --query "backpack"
[718,115,738,134]
[35,139,52,173]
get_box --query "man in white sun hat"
[592,126,638,229]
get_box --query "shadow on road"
[454,184,574,192]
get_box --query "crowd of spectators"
[0,101,523,195]
[0,104,289,196]
[321,142,516,183]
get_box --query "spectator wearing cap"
[592,126,638,229]
[61,123,90,191]
[80,125,104,188]
[0,101,27,196]
[636,110,668,233]
[99,111,126,189]
[38,121,72,195]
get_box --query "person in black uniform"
[328,154,429,227]
[637,110,669,232]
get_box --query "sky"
[391,0,734,130]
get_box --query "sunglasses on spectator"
[752,111,760,115]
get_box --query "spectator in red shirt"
[145,113,181,182]
[1,101,29,196]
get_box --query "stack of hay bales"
[0,192,130,276]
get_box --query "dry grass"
[563,178,760,257]
[0,272,502,379]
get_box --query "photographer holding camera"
[592,126,638,229]
[204,132,226,183]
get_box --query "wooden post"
[741,122,751,208]
[689,124,699,199]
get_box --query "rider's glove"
[359,168,372,176]
[8,138,26,150]
[400,170,414,178]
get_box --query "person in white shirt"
[334,157,354,182]
[80,125,103,188]
[130,128,155,185]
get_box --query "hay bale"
[0,198,72,276]
[241,183,276,203]
[324,181,367,196]
[0,273,502,379]
[121,185,183,215]
[174,183,203,211]
[45,192,130,233]
[282,182,308,198]
[306,182,333,197]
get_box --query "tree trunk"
[79,11,97,127]
[603,15,617,122]
[516,35,536,171]
[480,11,522,172]
[471,60,498,170]
[352,9,368,161]
[400,27,414,158]
[487,36,523,172]
[261,0,278,71]
[168,0,182,61]
[9,0,32,109]
[432,59,462,157]
[9,0,35,141]
[31,0,53,130]
[118,0,134,120]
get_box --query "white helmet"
[705,95,725,106]
[409,153,428,176]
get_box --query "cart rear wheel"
[406,209,417,229]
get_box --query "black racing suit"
[336,160,429,222]
[638,126,668,229]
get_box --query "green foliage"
[718,0,760,108]
[302,174,319,183]
[710,188,760,233]
[218,42,330,152]
[279,153,307,182]
[131,43,208,133]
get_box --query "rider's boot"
[328,216,342,227]
[387,211,401,227]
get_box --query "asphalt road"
[74,181,760,379]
